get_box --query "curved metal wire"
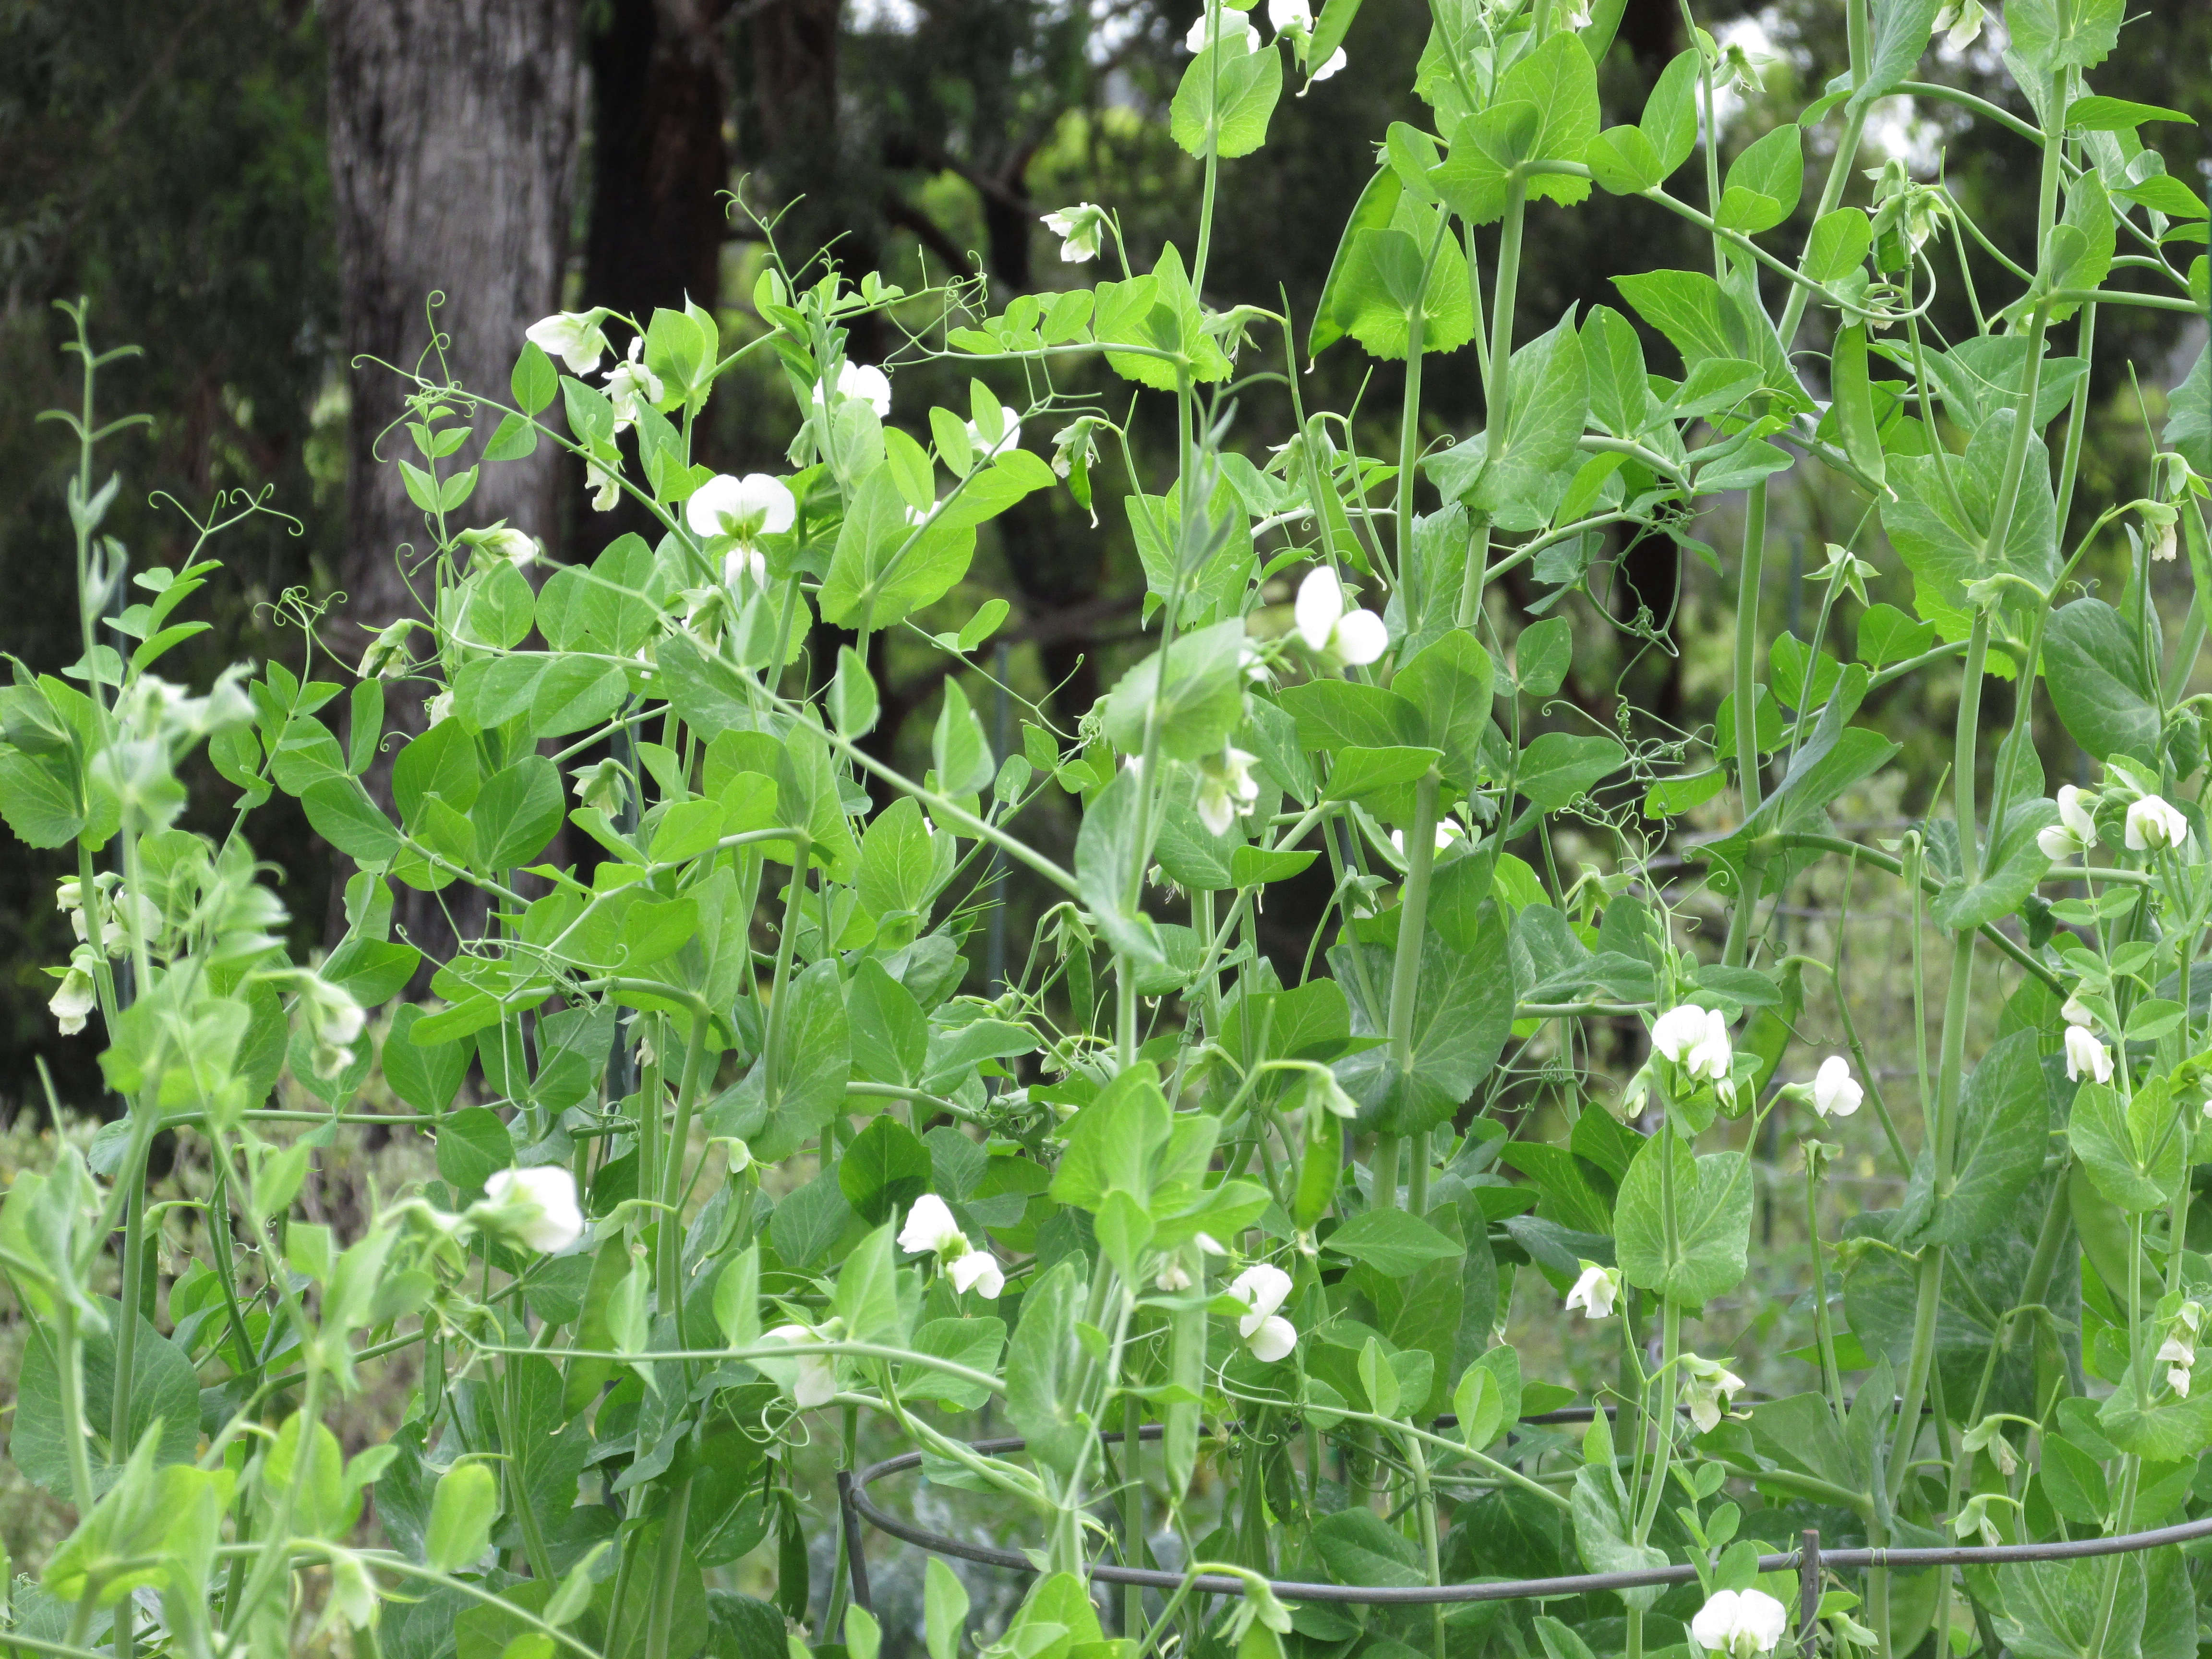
[845,1421,2212,1612]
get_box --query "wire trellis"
[842,1420,2212,1641]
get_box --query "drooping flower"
[765,1322,841,1408]
[1689,1587,1789,1657]
[2038,784,2099,860]
[466,524,538,571]
[690,472,797,545]
[480,1166,586,1254]
[1227,1263,1298,1363]
[2064,1022,2113,1085]
[2061,996,2094,1028]
[898,1194,1005,1298]
[602,336,665,431]
[2125,793,2188,853]
[1652,1004,1731,1085]
[1565,1261,1620,1320]
[1391,818,1465,862]
[49,965,96,1036]
[1933,0,1984,50]
[817,361,893,419]
[587,458,622,513]
[525,309,613,375]
[1310,47,1347,79]
[1681,1353,1746,1433]
[1041,205,1107,264]
[1811,1055,1863,1119]
[1267,0,1313,33]
[1294,567,1387,668]
[2160,1334,2196,1397]
[1184,7,1258,52]
[1196,745,1263,836]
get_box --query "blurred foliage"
[0,0,2204,1107]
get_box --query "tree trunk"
[579,0,732,549]
[326,0,583,951]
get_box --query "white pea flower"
[965,405,1023,460]
[2064,1022,2113,1085]
[2038,784,2099,859]
[2061,996,2094,1028]
[1041,204,1107,264]
[525,308,612,375]
[50,965,96,1036]
[1310,47,1347,79]
[587,458,622,513]
[2125,793,2188,852]
[2143,500,2179,564]
[1156,1260,1194,1292]
[1196,1232,1229,1256]
[1227,1263,1298,1363]
[766,1322,842,1408]
[1196,744,1262,836]
[898,1194,1004,1298]
[2160,1335,2196,1397]
[724,545,768,588]
[425,690,456,727]
[1689,1587,1789,1657]
[1185,7,1258,52]
[1651,1004,1732,1085]
[479,1166,586,1254]
[1811,1055,1863,1119]
[461,523,538,571]
[1564,1261,1620,1320]
[816,361,893,418]
[1268,0,1313,33]
[1681,1353,1745,1434]
[601,336,664,431]
[689,472,797,544]
[1294,567,1388,668]
[1933,0,1984,51]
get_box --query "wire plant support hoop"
[842,1422,2212,1634]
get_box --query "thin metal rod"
[838,1470,876,1616]
[849,1426,2212,1608]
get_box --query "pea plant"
[4,0,2210,1656]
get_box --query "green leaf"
[1276,679,1425,753]
[1612,267,1794,397]
[931,679,997,796]
[1931,798,2056,931]
[1640,49,1700,176]
[1569,1459,1667,1610]
[1102,619,1251,762]
[470,756,564,871]
[1310,168,1404,360]
[1312,1506,1425,1587]
[1394,628,1493,789]
[425,1463,499,1573]
[2066,95,2196,132]
[1882,410,2057,647]
[12,1302,201,1499]
[1330,899,1517,1135]
[2004,0,2123,73]
[1717,123,1803,235]
[433,1106,513,1194]
[0,745,84,848]
[1805,207,1874,282]
[303,777,401,867]
[1006,1260,1087,1475]
[1849,0,1943,111]
[1515,733,1626,809]
[1324,1209,1463,1276]
[900,1317,1006,1410]
[925,1558,971,1659]
[2042,598,2160,761]
[2070,1076,2184,1214]
[1430,34,1599,223]
[762,959,852,1160]
[833,1222,908,1346]
[383,1005,470,1113]
[1613,1136,1753,1307]
[820,468,980,631]
[512,341,558,415]
[1323,196,1474,362]
[1896,1031,2051,1247]
[1169,38,1283,159]
[840,1117,934,1226]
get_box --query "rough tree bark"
[325,0,584,950]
